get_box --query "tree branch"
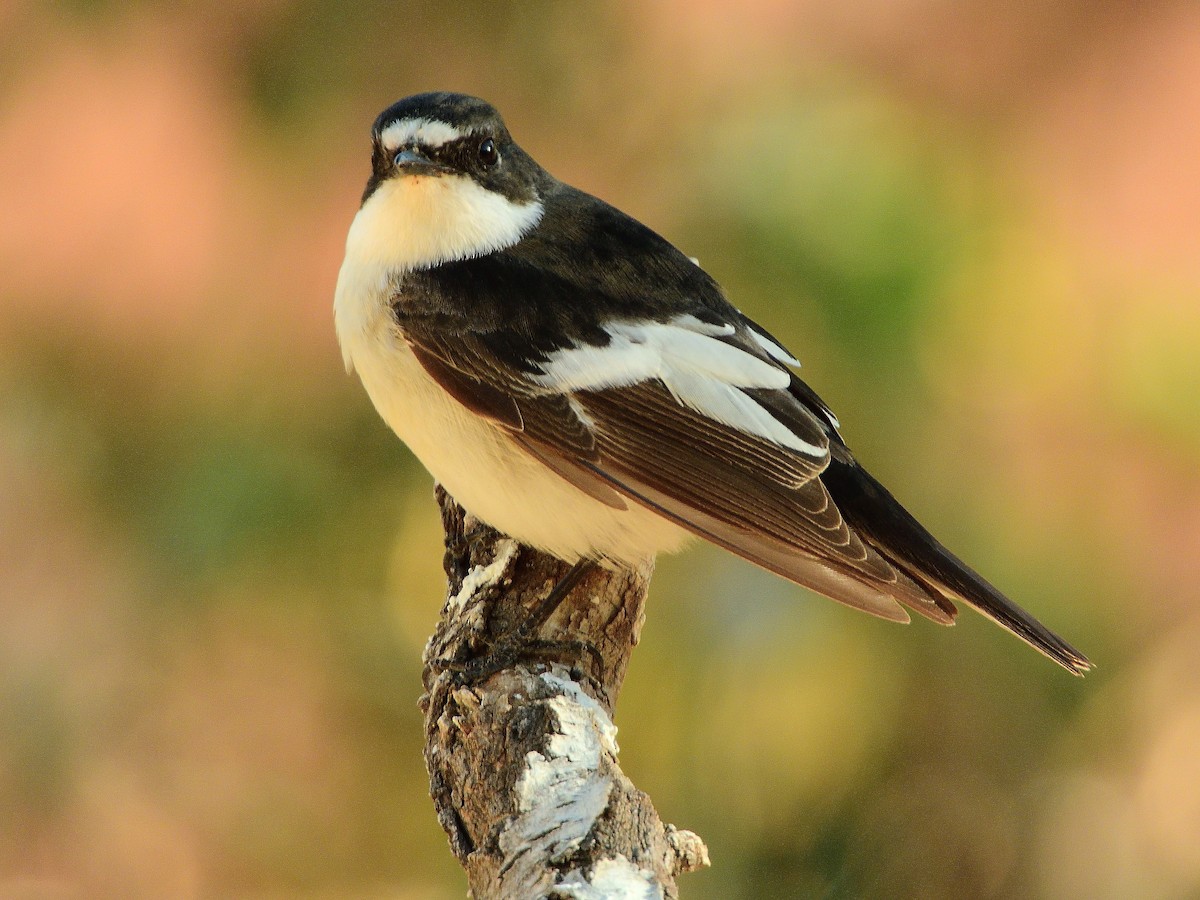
[420,486,710,898]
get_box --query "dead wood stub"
[419,486,708,898]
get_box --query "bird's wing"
[390,188,1090,673]
[394,303,955,626]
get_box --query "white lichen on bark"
[447,537,518,614]
[509,673,619,851]
[496,672,625,889]
[556,856,663,899]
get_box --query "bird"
[334,91,1091,675]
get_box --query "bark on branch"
[420,486,710,898]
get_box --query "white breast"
[333,184,690,567]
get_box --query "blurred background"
[2,1,1198,897]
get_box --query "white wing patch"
[379,117,465,151]
[746,325,840,429]
[749,328,803,368]
[534,316,826,457]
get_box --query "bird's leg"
[452,559,597,683]
[522,637,607,683]
[509,559,593,642]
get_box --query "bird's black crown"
[373,92,505,139]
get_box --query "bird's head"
[346,93,547,275]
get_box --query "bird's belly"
[351,327,690,567]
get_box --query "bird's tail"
[822,458,1092,675]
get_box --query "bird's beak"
[394,147,448,174]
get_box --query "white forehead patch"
[379,117,466,152]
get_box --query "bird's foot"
[437,559,598,684]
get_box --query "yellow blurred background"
[2,2,1198,897]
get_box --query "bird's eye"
[478,137,499,167]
